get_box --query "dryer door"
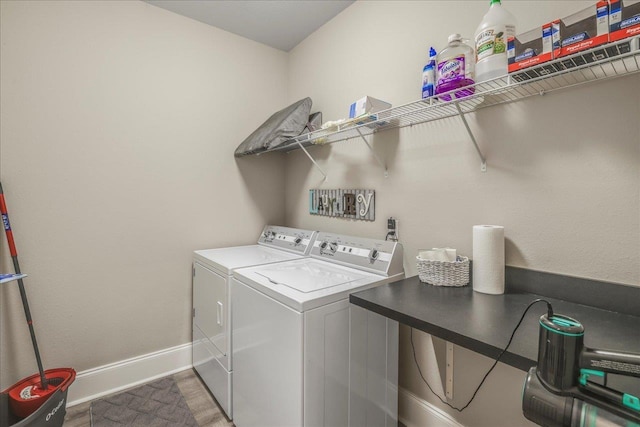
[193,261,229,369]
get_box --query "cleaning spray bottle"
[422,47,437,99]
[474,0,516,83]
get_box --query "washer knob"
[369,248,379,262]
[329,242,338,253]
[294,237,302,245]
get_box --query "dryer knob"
[294,237,302,245]
[369,248,379,261]
[329,242,338,253]
[320,241,328,250]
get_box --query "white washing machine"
[192,225,316,419]
[231,232,404,427]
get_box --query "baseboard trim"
[66,342,192,407]
[399,387,465,427]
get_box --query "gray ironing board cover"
[234,97,312,157]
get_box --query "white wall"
[2,1,638,424]
[0,0,288,387]
[285,1,640,426]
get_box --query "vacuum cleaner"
[522,310,640,427]
[1,182,75,426]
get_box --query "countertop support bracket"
[455,102,487,172]
[356,128,388,178]
[446,341,454,399]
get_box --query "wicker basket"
[416,255,470,287]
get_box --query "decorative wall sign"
[309,189,375,221]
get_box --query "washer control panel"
[311,232,403,276]
[258,226,317,255]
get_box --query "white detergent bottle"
[474,0,516,83]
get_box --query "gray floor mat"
[90,377,198,426]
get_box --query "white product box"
[555,1,610,58]
[508,22,555,73]
[348,96,391,119]
[609,0,640,42]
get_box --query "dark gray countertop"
[349,275,640,371]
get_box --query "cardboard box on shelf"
[609,0,640,41]
[555,1,610,57]
[348,96,391,119]
[508,23,554,73]
[552,19,561,53]
[508,34,638,83]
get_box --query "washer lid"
[194,245,304,275]
[256,261,367,293]
[233,258,390,311]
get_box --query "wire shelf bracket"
[297,140,327,181]
[356,128,388,177]
[454,102,487,172]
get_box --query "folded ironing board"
[234,97,313,157]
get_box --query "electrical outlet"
[386,217,398,241]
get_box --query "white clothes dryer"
[231,232,404,427]
[192,225,316,419]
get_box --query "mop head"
[7,368,75,418]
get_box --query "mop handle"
[0,183,18,257]
[0,182,48,390]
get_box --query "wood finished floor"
[63,369,234,427]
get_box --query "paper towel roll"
[472,225,505,295]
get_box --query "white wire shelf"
[263,36,640,178]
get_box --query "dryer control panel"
[311,232,404,276]
[258,225,317,255]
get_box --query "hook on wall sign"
[309,189,375,221]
